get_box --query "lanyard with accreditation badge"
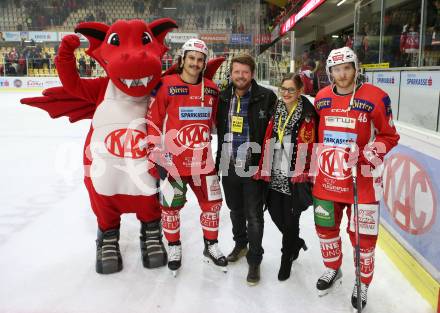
[277,99,298,145]
[231,90,245,133]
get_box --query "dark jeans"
[267,189,304,259]
[222,163,265,265]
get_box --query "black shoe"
[140,220,167,268]
[291,238,308,261]
[247,264,260,286]
[203,238,228,270]
[226,244,248,262]
[278,254,294,281]
[316,268,342,296]
[351,282,368,310]
[96,228,123,274]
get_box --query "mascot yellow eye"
[142,32,152,45]
[107,33,120,46]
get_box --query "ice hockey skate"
[167,242,182,277]
[316,268,343,296]
[203,238,228,273]
[351,282,368,312]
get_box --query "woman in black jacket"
[254,73,318,281]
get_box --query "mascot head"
[75,18,177,97]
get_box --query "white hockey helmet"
[326,47,359,82]
[180,38,209,59]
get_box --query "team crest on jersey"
[204,87,219,97]
[382,95,392,116]
[315,98,332,111]
[352,99,374,112]
[168,85,189,96]
[318,147,351,180]
[176,123,210,150]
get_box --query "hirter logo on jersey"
[105,128,147,159]
[168,85,189,96]
[176,123,210,150]
[315,98,332,111]
[204,87,219,97]
[318,147,351,180]
[352,99,375,112]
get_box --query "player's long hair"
[176,54,205,83]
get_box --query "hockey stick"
[351,143,362,312]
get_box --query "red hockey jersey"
[147,74,219,177]
[312,83,399,204]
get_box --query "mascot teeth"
[121,76,153,88]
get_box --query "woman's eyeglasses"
[279,87,297,94]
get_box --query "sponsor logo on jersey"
[315,98,332,111]
[204,86,219,96]
[331,108,349,113]
[351,99,374,112]
[324,116,356,129]
[179,107,212,120]
[183,157,206,168]
[168,85,189,96]
[176,123,210,150]
[105,128,147,159]
[323,130,357,148]
[318,147,351,180]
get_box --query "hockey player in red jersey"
[312,47,399,310]
[147,38,227,276]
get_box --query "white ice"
[0,91,434,313]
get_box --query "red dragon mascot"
[21,18,180,274]
[21,19,224,275]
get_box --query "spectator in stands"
[225,17,231,29]
[90,58,96,72]
[206,16,211,29]
[238,23,244,33]
[300,51,318,95]
[232,16,237,32]
[78,55,86,77]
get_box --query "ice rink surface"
[0,91,434,313]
